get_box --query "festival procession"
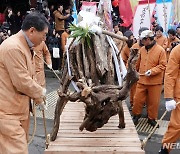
[0,0,180,154]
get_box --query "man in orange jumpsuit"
[121,30,135,66]
[61,27,70,53]
[0,12,49,154]
[132,30,167,126]
[166,29,179,61]
[159,44,180,154]
[33,41,52,88]
[129,27,149,111]
[154,26,168,49]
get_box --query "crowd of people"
[0,1,180,154]
[0,3,73,73]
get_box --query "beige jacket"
[155,35,168,49]
[113,31,124,52]
[34,41,52,87]
[164,44,180,99]
[0,31,44,120]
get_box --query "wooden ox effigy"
[50,27,139,141]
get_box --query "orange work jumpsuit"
[155,35,168,49]
[162,44,180,151]
[0,31,44,154]
[132,43,167,120]
[34,41,52,87]
[61,31,70,53]
[166,37,179,61]
[128,41,143,107]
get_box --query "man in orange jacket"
[61,27,70,53]
[33,41,52,88]
[166,29,179,61]
[159,44,180,154]
[0,12,49,154]
[129,27,149,111]
[154,26,168,49]
[132,30,167,126]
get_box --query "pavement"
[28,69,180,154]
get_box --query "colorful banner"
[72,0,78,25]
[81,2,97,14]
[132,0,156,38]
[130,0,138,13]
[98,0,113,31]
[118,0,133,27]
[172,0,180,23]
[155,0,173,33]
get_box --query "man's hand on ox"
[165,99,176,111]
[145,70,151,76]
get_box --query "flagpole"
[177,0,180,23]
[147,0,151,29]
[162,0,167,33]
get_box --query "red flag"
[118,0,133,27]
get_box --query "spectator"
[46,29,61,72]
[64,7,74,28]
[113,23,124,53]
[14,11,23,34]
[53,4,70,35]
[5,7,16,35]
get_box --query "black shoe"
[159,146,169,154]
[133,115,141,125]
[148,119,159,128]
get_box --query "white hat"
[140,30,154,40]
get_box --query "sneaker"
[148,118,159,128]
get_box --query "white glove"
[145,70,151,76]
[42,88,46,97]
[47,64,52,69]
[37,102,47,111]
[165,100,176,111]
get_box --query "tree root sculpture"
[50,31,139,141]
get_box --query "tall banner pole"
[147,0,151,28]
[162,0,167,33]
